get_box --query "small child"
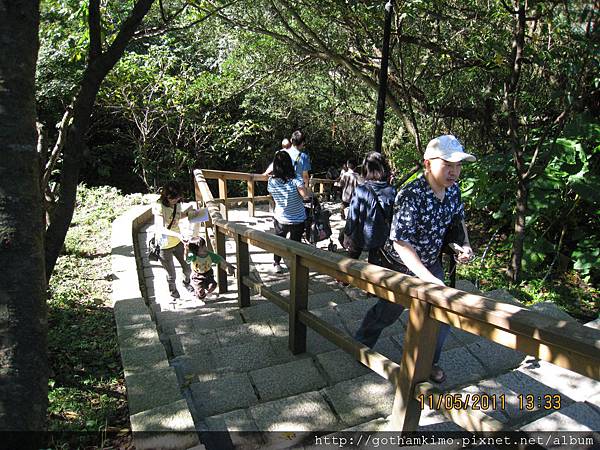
[185,237,235,301]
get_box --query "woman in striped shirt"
[267,150,310,273]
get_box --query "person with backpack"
[151,182,196,299]
[333,162,347,201]
[342,152,396,262]
[354,135,475,384]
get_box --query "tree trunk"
[44,0,155,280]
[0,0,48,433]
[45,76,101,278]
[509,178,528,283]
[504,1,527,283]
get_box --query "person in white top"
[339,160,360,219]
[263,131,312,192]
[262,138,291,175]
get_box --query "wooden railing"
[196,169,335,220]
[192,168,600,432]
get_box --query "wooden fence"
[192,168,600,432]
[195,169,335,219]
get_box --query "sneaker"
[183,280,195,293]
[272,262,285,274]
[429,365,446,384]
[169,284,180,299]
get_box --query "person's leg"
[423,260,449,383]
[205,270,217,293]
[288,222,305,242]
[367,248,381,265]
[273,219,287,265]
[335,246,362,287]
[190,272,206,301]
[355,299,404,347]
[340,201,349,219]
[159,246,179,297]
[348,248,362,259]
[172,242,194,292]
[354,248,408,347]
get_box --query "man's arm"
[302,153,312,193]
[302,171,312,194]
[393,240,445,285]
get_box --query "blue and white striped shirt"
[268,177,306,224]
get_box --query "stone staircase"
[132,204,600,448]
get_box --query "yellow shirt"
[191,255,212,273]
[190,252,222,274]
[152,201,183,249]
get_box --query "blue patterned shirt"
[389,175,464,268]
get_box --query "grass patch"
[47,185,151,448]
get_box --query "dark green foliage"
[461,114,600,283]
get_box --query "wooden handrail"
[201,168,335,218]
[201,169,268,182]
[193,168,600,433]
[201,168,335,186]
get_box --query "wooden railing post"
[247,179,255,217]
[215,227,228,293]
[235,234,250,307]
[289,254,309,354]
[218,177,228,220]
[194,175,203,205]
[389,297,439,431]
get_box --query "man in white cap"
[355,134,475,384]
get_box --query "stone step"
[189,358,330,419]
[157,291,352,337]
[174,337,301,382]
[199,368,473,444]
[185,332,496,431]
[168,299,379,361]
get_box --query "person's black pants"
[273,219,305,264]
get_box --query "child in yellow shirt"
[185,237,235,301]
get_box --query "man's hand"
[455,244,474,263]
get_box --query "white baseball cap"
[424,135,476,162]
